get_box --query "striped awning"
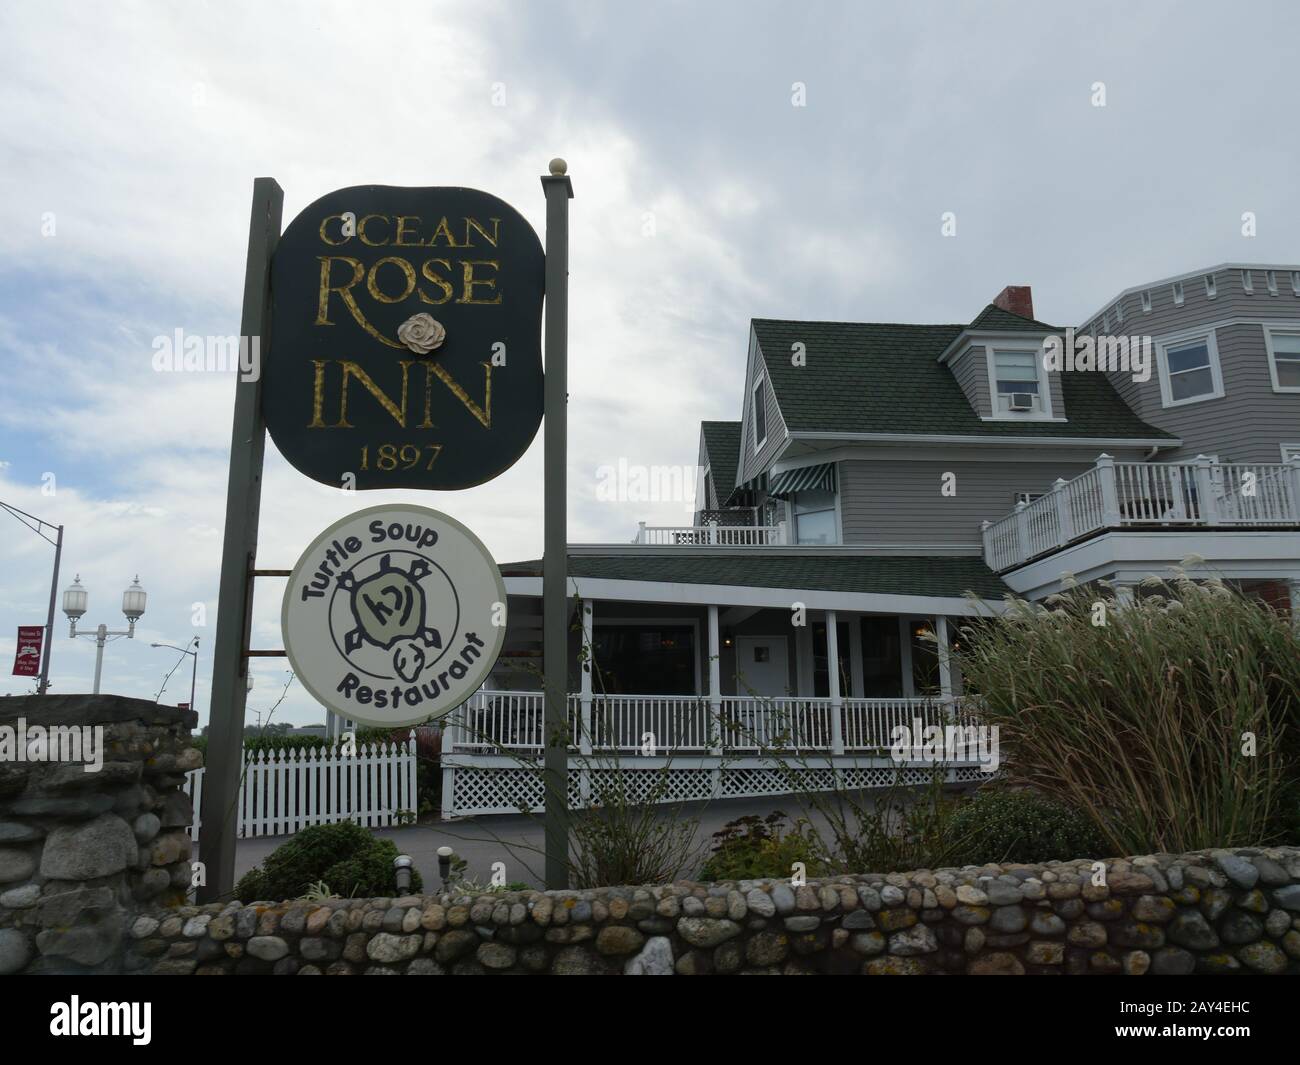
[767,462,837,499]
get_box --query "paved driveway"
[229,793,873,890]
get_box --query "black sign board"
[264,185,544,490]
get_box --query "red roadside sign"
[12,626,44,677]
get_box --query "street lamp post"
[151,637,199,709]
[63,575,148,694]
[0,500,64,695]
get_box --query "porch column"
[898,617,915,698]
[935,615,953,710]
[707,604,722,756]
[848,614,864,699]
[1113,581,1137,609]
[579,600,593,757]
[826,610,844,755]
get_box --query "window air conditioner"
[1007,392,1037,411]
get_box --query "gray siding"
[950,344,990,417]
[1091,268,1300,463]
[839,457,1096,547]
[955,341,1068,422]
[736,329,789,486]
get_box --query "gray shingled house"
[441,264,1300,816]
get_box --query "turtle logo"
[336,554,442,682]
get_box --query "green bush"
[698,812,827,881]
[946,787,1107,865]
[235,821,423,902]
[953,577,1299,854]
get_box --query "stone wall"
[0,695,199,974]
[123,846,1300,975]
[3,694,1298,975]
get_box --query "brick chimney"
[992,285,1034,320]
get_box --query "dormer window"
[751,373,768,451]
[991,348,1046,416]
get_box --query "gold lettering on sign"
[309,360,490,430]
[418,259,454,305]
[317,256,404,348]
[367,257,417,304]
[428,216,461,247]
[457,260,502,305]
[394,216,422,247]
[319,214,348,246]
[463,217,500,247]
[358,214,391,246]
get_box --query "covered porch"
[438,550,1004,816]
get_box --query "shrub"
[235,821,422,902]
[698,812,826,881]
[953,575,1300,855]
[946,787,1107,865]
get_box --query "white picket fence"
[185,733,418,840]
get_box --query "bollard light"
[437,846,454,889]
[393,853,414,893]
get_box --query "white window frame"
[1155,328,1225,408]
[1263,325,1300,393]
[984,342,1057,421]
[1140,290,1152,313]
[790,487,840,546]
[751,372,767,453]
[1014,491,1045,505]
[1281,443,1300,463]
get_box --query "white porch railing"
[634,520,788,546]
[440,691,987,817]
[982,454,1300,571]
[184,734,418,840]
[445,690,975,756]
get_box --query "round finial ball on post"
[548,157,568,176]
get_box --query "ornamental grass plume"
[952,570,1299,855]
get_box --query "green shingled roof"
[501,554,1009,599]
[750,312,1175,441]
[700,420,741,498]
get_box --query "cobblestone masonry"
[2,696,1298,975]
[0,695,199,975]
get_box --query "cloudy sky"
[3,0,1298,724]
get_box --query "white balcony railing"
[982,454,1300,571]
[445,689,978,758]
[634,520,787,546]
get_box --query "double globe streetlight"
[62,575,148,694]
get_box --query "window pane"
[1278,359,1300,388]
[996,379,1039,393]
[795,508,835,544]
[1170,366,1214,400]
[792,488,835,514]
[1166,342,1210,374]
[1272,332,1300,355]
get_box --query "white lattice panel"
[445,758,991,817]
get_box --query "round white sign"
[281,504,507,728]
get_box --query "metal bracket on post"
[541,160,574,890]
[197,178,283,903]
